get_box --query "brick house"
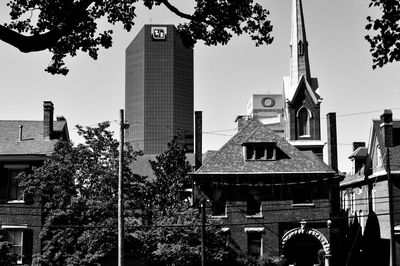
[0,101,69,265]
[340,109,400,266]
[191,118,343,265]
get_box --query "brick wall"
[212,198,332,259]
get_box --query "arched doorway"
[281,225,331,266]
[283,233,323,266]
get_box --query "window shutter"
[0,167,9,202]
[22,229,33,265]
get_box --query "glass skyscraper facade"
[125,25,194,154]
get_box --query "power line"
[7,209,399,230]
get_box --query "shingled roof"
[0,120,68,156]
[196,119,334,174]
[349,147,368,159]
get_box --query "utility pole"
[387,148,396,266]
[118,109,128,266]
[201,199,206,266]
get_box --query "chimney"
[235,115,251,132]
[380,109,393,147]
[327,113,338,173]
[195,111,202,170]
[19,125,23,142]
[43,101,54,140]
[352,142,365,151]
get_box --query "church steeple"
[284,0,319,103]
[282,0,324,158]
[290,0,311,86]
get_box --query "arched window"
[297,107,310,137]
[376,145,383,167]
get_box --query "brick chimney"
[235,115,251,132]
[326,112,338,173]
[352,142,365,151]
[195,111,202,170]
[43,101,54,140]
[380,109,393,147]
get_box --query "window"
[0,226,33,265]
[376,146,383,167]
[297,107,311,137]
[212,186,226,217]
[212,199,226,216]
[247,199,261,216]
[342,192,348,211]
[0,164,29,202]
[293,186,313,205]
[372,188,376,212]
[6,229,23,263]
[244,143,277,161]
[247,232,262,257]
[359,210,365,233]
[350,192,356,214]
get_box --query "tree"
[0,242,18,266]
[1,0,273,75]
[20,122,145,266]
[365,0,400,69]
[148,137,193,214]
[20,124,237,265]
[138,137,239,266]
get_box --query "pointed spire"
[290,0,311,86]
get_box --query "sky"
[0,0,400,173]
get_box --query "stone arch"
[281,227,331,256]
[295,105,313,119]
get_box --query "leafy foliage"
[148,137,193,214]
[0,242,18,266]
[2,0,273,74]
[138,137,239,266]
[365,0,400,69]
[20,126,238,265]
[20,122,144,266]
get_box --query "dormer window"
[243,143,278,161]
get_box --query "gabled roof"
[349,147,368,159]
[371,119,400,171]
[285,75,321,104]
[0,120,68,156]
[196,119,334,174]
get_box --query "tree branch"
[159,0,193,20]
[0,0,95,53]
[0,24,66,52]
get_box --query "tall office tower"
[125,25,194,154]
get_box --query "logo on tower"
[151,27,167,40]
[261,97,275,107]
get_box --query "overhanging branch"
[0,24,65,52]
[159,0,193,20]
[0,0,95,53]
